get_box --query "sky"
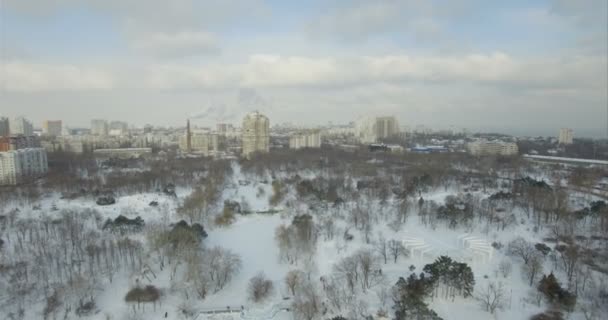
[0,0,606,137]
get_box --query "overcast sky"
[0,0,606,137]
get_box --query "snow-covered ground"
[1,160,604,320]
[204,214,290,307]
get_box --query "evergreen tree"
[423,256,475,300]
[393,274,443,320]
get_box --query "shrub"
[96,196,116,206]
[535,243,551,256]
[75,298,96,316]
[530,310,564,320]
[215,206,236,226]
[102,215,144,233]
[248,272,274,302]
[125,285,161,304]
[538,273,576,311]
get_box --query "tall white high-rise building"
[11,117,34,136]
[91,119,109,136]
[42,120,62,136]
[558,128,573,145]
[375,116,400,139]
[0,148,48,185]
[0,117,9,137]
[356,116,400,143]
[241,111,269,158]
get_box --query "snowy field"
[1,159,606,320]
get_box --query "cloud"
[3,0,269,31]
[549,0,608,24]
[0,61,114,92]
[187,88,270,122]
[2,53,605,95]
[548,0,608,53]
[130,31,220,58]
[307,1,402,40]
[305,0,470,42]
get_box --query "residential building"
[0,137,9,152]
[179,133,219,156]
[0,117,9,137]
[143,125,153,134]
[11,117,34,136]
[42,120,62,136]
[0,136,40,151]
[0,148,48,185]
[375,116,400,139]
[242,111,269,158]
[410,146,449,153]
[109,121,129,136]
[356,117,377,144]
[467,140,519,156]
[217,123,238,138]
[558,128,573,145]
[217,123,232,134]
[369,143,405,153]
[355,116,400,143]
[40,137,84,154]
[91,119,109,136]
[289,130,322,149]
[93,148,152,159]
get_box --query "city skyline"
[1,0,606,137]
[0,112,603,139]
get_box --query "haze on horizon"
[0,0,607,137]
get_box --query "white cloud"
[131,31,220,57]
[3,0,270,31]
[306,0,455,41]
[2,53,605,94]
[0,61,114,92]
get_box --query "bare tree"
[477,281,506,314]
[320,216,336,241]
[285,270,304,296]
[498,259,512,278]
[522,254,544,286]
[347,298,370,320]
[508,237,536,265]
[292,279,321,320]
[389,239,407,263]
[206,246,242,292]
[323,276,352,312]
[376,284,390,308]
[248,272,274,303]
[397,198,410,223]
[334,255,359,295]
[558,244,580,286]
[275,224,293,263]
[375,233,388,264]
[355,249,379,291]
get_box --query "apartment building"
[558,128,574,145]
[289,130,322,149]
[42,120,63,136]
[91,119,109,136]
[356,116,400,143]
[467,140,519,156]
[242,111,269,158]
[11,117,34,136]
[0,148,48,185]
[0,117,9,137]
[179,133,219,156]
